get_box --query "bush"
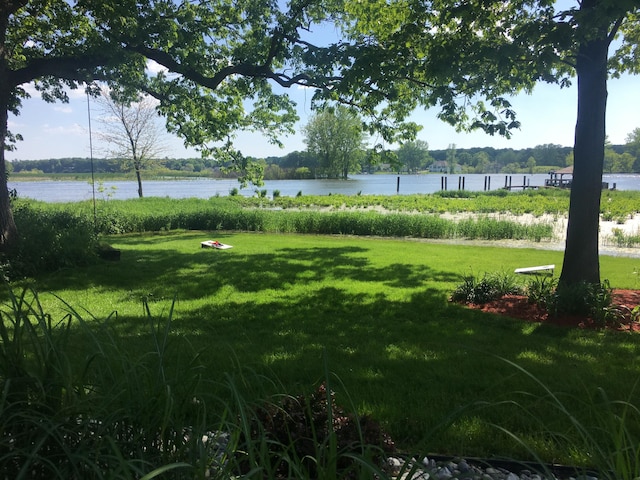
[3,202,99,278]
[451,271,522,304]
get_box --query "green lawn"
[20,231,640,465]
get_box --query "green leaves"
[303,106,366,179]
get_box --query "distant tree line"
[9,135,640,179]
[8,157,229,176]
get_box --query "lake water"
[8,173,640,202]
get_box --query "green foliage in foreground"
[7,231,640,472]
[0,288,397,479]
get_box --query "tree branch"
[607,15,625,45]
[9,54,114,89]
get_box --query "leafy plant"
[451,271,522,304]
[0,288,208,479]
[4,201,99,278]
[525,275,558,308]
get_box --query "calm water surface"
[8,173,640,203]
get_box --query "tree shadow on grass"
[96,280,640,457]
[18,232,640,457]
[33,233,461,301]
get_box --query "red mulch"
[461,289,640,332]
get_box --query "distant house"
[428,160,449,173]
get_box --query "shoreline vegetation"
[18,188,640,249]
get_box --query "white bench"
[514,264,555,275]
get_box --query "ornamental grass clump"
[0,288,210,479]
[541,279,616,325]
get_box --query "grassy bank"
[12,231,640,467]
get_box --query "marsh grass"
[608,228,640,248]
[19,196,556,242]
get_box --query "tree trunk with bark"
[559,36,609,286]
[0,96,19,252]
[135,166,144,198]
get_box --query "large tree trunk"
[559,36,609,286]
[0,99,18,252]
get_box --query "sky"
[7,69,640,162]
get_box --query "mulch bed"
[461,289,640,332]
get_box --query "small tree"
[96,91,165,198]
[303,107,365,179]
[526,156,536,174]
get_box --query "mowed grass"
[19,231,640,464]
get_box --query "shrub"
[4,202,99,278]
[451,271,522,304]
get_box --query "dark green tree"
[626,127,640,171]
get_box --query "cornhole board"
[514,264,554,275]
[201,240,233,250]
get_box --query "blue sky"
[7,71,639,161]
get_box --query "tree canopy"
[0,0,338,247]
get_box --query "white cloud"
[54,105,73,113]
[43,123,86,136]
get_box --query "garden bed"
[463,289,640,332]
